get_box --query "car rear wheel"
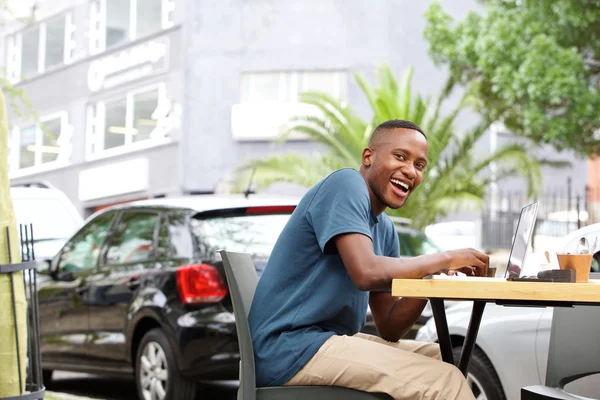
[135,328,196,400]
[453,347,506,400]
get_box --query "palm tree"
[235,64,563,230]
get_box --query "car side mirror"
[36,259,51,275]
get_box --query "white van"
[10,182,84,261]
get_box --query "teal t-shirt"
[248,168,400,387]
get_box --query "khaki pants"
[285,333,474,400]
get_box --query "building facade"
[2,0,591,219]
[3,0,184,216]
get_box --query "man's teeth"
[390,179,409,190]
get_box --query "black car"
[37,195,441,400]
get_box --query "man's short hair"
[368,119,426,147]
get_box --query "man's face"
[362,128,428,211]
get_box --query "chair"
[219,250,391,400]
[521,272,600,400]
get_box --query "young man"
[248,119,489,399]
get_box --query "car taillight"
[176,264,227,304]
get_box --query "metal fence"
[482,178,600,251]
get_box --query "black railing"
[0,224,45,400]
[482,178,597,251]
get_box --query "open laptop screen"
[505,202,539,279]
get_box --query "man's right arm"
[334,232,488,291]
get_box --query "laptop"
[503,201,541,281]
[431,201,541,281]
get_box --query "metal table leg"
[458,301,486,376]
[430,298,454,365]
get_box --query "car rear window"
[190,213,291,273]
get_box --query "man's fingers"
[468,249,489,276]
[471,257,488,276]
[449,267,475,276]
[446,248,490,277]
[463,266,476,276]
[472,250,490,265]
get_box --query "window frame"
[10,111,70,173]
[6,10,75,83]
[44,12,74,70]
[55,210,119,275]
[100,209,162,266]
[85,82,168,160]
[20,24,42,79]
[155,211,194,261]
[234,70,348,141]
[240,70,348,104]
[89,0,175,55]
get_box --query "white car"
[10,182,84,262]
[416,223,600,400]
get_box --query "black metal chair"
[219,250,391,400]
[521,272,600,400]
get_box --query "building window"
[233,70,348,141]
[240,71,348,104]
[10,112,70,171]
[104,97,127,150]
[90,0,174,54]
[241,73,283,103]
[5,12,75,83]
[41,117,62,163]
[86,83,168,157]
[21,26,40,79]
[136,0,163,39]
[19,125,37,169]
[45,14,67,70]
[301,72,346,99]
[106,0,130,48]
[133,88,160,142]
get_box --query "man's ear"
[362,147,373,167]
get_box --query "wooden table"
[391,277,600,376]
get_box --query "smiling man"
[248,119,488,399]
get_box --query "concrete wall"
[180,0,484,193]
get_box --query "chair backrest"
[545,272,600,388]
[220,250,259,400]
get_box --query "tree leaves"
[424,0,600,155]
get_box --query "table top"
[391,277,600,303]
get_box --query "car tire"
[135,328,197,400]
[453,347,506,400]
